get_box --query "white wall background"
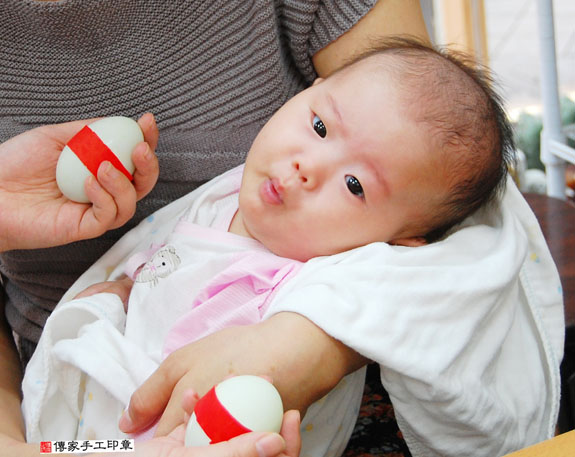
[422,0,575,113]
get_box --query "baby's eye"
[313,115,326,138]
[345,175,364,198]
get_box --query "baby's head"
[232,37,515,261]
[351,38,515,243]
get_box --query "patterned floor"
[344,364,412,457]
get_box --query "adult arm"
[0,290,35,456]
[312,0,430,77]
[121,312,368,436]
[121,0,429,437]
[0,113,159,253]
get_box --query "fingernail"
[147,112,156,128]
[86,175,97,190]
[100,161,113,176]
[255,434,285,457]
[118,409,133,432]
[142,144,152,161]
[142,112,153,125]
[293,409,301,425]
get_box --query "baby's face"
[233,56,450,261]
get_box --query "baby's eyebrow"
[326,92,344,127]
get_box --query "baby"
[22,37,515,457]
[233,38,513,258]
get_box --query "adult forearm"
[125,311,370,436]
[167,312,369,415]
[1,437,39,457]
[0,289,26,441]
[312,0,430,77]
[0,285,44,457]
[245,312,369,414]
[0,288,42,456]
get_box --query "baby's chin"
[256,237,314,262]
[242,219,336,261]
[267,245,313,262]
[264,238,346,262]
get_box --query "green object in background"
[513,95,575,171]
[515,111,543,170]
[560,95,575,125]
[561,96,575,150]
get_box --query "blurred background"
[420,0,575,194]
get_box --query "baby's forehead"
[342,50,435,79]
[334,56,440,117]
[346,50,467,99]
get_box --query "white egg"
[56,116,143,203]
[185,375,284,446]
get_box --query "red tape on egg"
[195,386,251,443]
[67,125,134,181]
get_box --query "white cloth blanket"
[22,166,564,457]
[270,176,564,456]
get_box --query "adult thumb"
[197,433,286,457]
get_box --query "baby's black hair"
[340,37,516,242]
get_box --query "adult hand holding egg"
[125,385,300,457]
[0,113,159,253]
[185,376,284,446]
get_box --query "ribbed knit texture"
[0,0,376,364]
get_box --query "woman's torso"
[0,0,375,359]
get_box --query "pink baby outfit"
[124,219,302,359]
[119,165,301,362]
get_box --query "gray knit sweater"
[0,0,376,364]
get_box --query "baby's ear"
[312,77,325,86]
[389,236,427,247]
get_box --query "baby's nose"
[291,159,316,189]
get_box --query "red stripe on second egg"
[67,125,134,181]
[194,386,251,443]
